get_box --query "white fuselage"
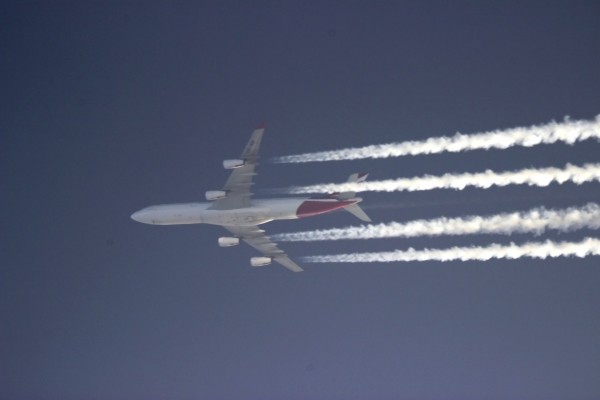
[131,197,357,226]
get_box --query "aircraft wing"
[208,125,265,210]
[222,225,304,272]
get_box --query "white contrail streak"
[272,203,600,242]
[302,237,600,263]
[281,163,600,194]
[273,115,600,163]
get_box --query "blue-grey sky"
[1,1,600,399]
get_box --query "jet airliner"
[131,124,370,272]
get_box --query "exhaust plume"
[272,203,600,242]
[302,237,600,263]
[273,115,600,163]
[280,163,600,194]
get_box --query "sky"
[1,1,600,399]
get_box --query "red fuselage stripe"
[296,200,356,218]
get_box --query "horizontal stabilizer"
[344,202,372,222]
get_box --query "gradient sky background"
[2,1,600,399]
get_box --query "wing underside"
[211,125,303,272]
[223,225,304,272]
[208,125,264,210]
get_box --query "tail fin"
[338,173,372,222]
[336,173,369,200]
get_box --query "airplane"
[130,124,371,272]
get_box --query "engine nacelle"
[250,256,272,267]
[218,237,240,247]
[223,159,246,170]
[205,190,227,201]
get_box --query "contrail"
[273,115,600,163]
[302,237,600,263]
[272,203,600,242]
[279,163,600,194]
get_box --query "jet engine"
[250,256,272,267]
[218,237,240,247]
[205,190,227,201]
[223,159,246,169]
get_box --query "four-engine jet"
[131,124,371,272]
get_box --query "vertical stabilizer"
[337,173,371,222]
[336,173,369,200]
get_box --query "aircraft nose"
[131,210,145,222]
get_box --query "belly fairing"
[201,208,272,226]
